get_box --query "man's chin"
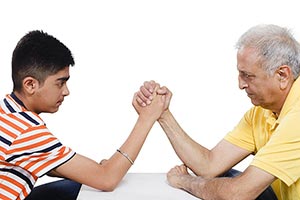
[250,98,259,106]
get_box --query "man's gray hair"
[236,24,300,79]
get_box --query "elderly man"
[137,24,300,199]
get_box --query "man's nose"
[238,76,248,90]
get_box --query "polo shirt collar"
[278,77,300,121]
[10,92,27,109]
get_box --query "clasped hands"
[134,80,171,116]
[134,80,194,190]
[131,80,171,122]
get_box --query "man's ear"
[23,77,39,95]
[276,65,292,90]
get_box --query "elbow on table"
[91,163,125,192]
[93,178,120,192]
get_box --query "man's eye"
[247,74,255,78]
[240,72,254,79]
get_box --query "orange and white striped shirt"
[0,93,76,200]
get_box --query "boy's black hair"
[12,30,75,91]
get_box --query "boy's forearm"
[103,115,156,186]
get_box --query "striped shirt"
[0,93,75,200]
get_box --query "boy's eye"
[57,81,65,87]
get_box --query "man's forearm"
[177,175,243,200]
[158,110,212,176]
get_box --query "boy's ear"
[23,77,39,95]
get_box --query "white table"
[76,173,199,200]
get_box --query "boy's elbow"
[92,164,124,192]
[94,178,120,192]
[101,183,117,192]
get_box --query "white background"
[1,0,300,185]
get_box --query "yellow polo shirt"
[224,78,300,200]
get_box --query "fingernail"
[147,100,151,105]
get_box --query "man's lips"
[57,99,64,105]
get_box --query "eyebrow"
[238,69,253,74]
[56,76,70,82]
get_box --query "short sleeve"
[7,125,76,177]
[224,108,256,153]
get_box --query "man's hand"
[167,164,190,189]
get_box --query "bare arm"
[52,89,166,191]
[159,110,250,177]
[167,165,276,200]
[136,81,251,177]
